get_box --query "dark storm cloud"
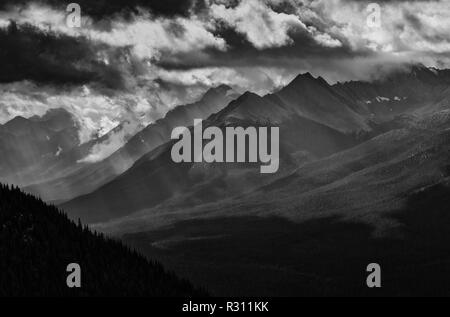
[0,0,204,19]
[155,24,367,71]
[0,0,448,95]
[154,0,450,77]
[0,22,125,88]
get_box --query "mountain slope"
[0,109,144,192]
[210,73,370,133]
[24,85,238,202]
[332,65,450,120]
[62,66,450,224]
[116,113,450,296]
[0,108,80,184]
[94,107,450,237]
[61,75,377,223]
[0,184,205,296]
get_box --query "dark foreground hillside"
[0,184,205,297]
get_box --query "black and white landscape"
[1,0,450,297]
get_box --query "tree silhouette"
[0,184,206,296]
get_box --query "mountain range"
[2,64,450,295]
[20,84,238,202]
[60,65,450,224]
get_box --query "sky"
[0,0,449,159]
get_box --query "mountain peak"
[280,72,331,95]
[288,72,330,87]
[3,115,29,130]
[405,63,434,77]
[201,84,233,102]
[238,91,261,101]
[294,72,314,80]
[214,84,233,92]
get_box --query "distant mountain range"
[0,108,79,183]
[22,84,238,202]
[0,108,140,190]
[60,65,450,224]
[1,64,449,228]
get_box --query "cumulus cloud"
[0,3,226,59]
[210,0,305,49]
[315,0,450,59]
[209,0,341,49]
[87,13,227,59]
